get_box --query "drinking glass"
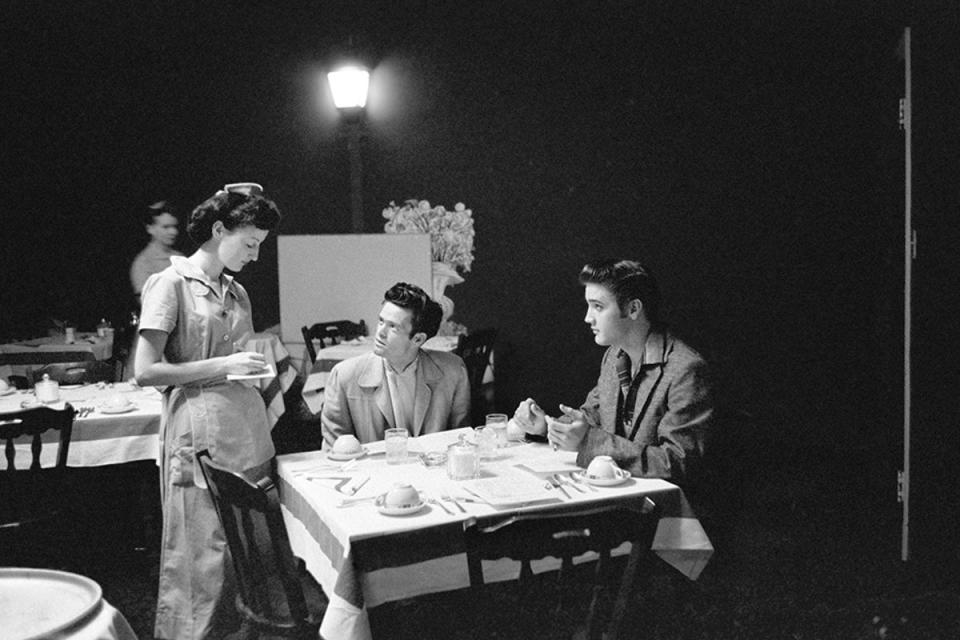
[474,426,496,458]
[485,413,509,448]
[384,428,409,465]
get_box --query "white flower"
[383,199,476,273]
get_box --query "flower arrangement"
[382,199,475,273]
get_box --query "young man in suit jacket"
[512,259,714,486]
[321,282,470,446]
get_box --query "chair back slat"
[463,500,661,640]
[454,328,497,425]
[197,451,319,638]
[0,404,76,532]
[301,320,367,365]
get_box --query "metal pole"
[901,25,912,563]
[347,121,364,233]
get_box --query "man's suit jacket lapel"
[627,331,667,441]
[358,356,395,429]
[412,352,441,436]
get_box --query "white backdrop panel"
[278,234,432,347]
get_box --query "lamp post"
[328,65,370,233]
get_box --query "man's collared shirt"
[384,356,419,433]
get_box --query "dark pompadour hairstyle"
[383,282,443,340]
[186,190,281,245]
[578,258,661,325]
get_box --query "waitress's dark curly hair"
[187,189,281,245]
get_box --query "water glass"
[485,413,509,448]
[474,426,497,458]
[384,428,409,465]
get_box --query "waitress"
[135,183,281,640]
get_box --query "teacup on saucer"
[332,434,362,456]
[586,455,622,480]
[377,483,421,509]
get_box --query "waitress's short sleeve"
[140,271,180,335]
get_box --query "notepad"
[226,363,276,381]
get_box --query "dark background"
[2,1,958,567]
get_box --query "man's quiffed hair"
[579,258,661,325]
[383,282,443,340]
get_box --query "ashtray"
[419,451,447,468]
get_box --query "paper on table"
[518,451,579,474]
[226,363,276,381]
[461,470,555,506]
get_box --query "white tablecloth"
[278,428,713,640]
[1,333,297,469]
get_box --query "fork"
[428,497,454,515]
[568,471,598,492]
[545,478,571,499]
[553,473,585,494]
[442,493,467,513]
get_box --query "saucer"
[576,470,631,487]
[327,448,365,461]
[60,384,83,390]
[0,388,15,397]
[377,501,426,517]
[100,404,136,414]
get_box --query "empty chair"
[455,328,497,426]
[462,499,662,640]
[0,404,78,565]
[197,451,324,639]
[31,360,119,386]
[301,319,367,365]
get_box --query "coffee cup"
[104,393,131,411]
[378,483,421,509]
[332,434,362,456]
[586,455,623,480]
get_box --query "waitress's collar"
[169,255,240,299]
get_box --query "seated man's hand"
[545,405,588,451]
[512,398,547,435]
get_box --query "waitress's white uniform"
[140,256,275,640]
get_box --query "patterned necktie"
[615,351,642,437]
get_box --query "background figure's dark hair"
[186,190,281,245]
[579,258,661,325]
[143,200,176,226]
[383,282,443,340]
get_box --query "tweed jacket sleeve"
[575,331,714,485]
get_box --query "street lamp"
[328,65,370,233]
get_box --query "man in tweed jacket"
[512,259,713,486]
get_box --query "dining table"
[0,332,298,470]
[277,428,713,640]
[0,332,115,379]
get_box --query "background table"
[0,332,297,470]
[0,332,114,379]
[277,428,713,640]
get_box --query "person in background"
[321,282,470,445]
[135,183,281,640]
[130,200,183,303]
[512,258,714,486]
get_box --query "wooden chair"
[301,319,367,365]
[31,360,119,385]
[197,451,324,639]
[0,404,78,565]
[455,328,497,426]
[462,499,662,640]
